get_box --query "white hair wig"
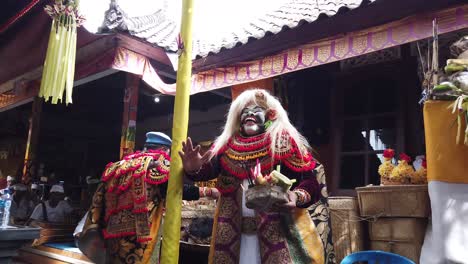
[210,89,311,159]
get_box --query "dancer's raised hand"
[178,137,212,173]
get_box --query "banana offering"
[269,170,296,191]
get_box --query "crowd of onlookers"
[2,177,75,226]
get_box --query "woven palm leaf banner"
[39,0,84,104]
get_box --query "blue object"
[0,198,4,227]
[45,242,83,254]
[341,251,415,264]
[145,132,172,147]
[0,189,12,228]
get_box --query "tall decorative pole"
[160,0,194,263]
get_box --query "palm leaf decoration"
[39,0,84,104]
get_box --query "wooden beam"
[0,97,34,113]
[75,35,117,65]
[74,69,118,87]
[115,33,173,66]
[0,80,39,113]
[192,0,465,72]
[0,68,42,94]
[148,59,177,80]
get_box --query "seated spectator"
[30,183,42,206]
[29,184,73,224]
[6,175,15,188]
[10,184,35,225]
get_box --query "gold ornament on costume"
[254,91,268,109]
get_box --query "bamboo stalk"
[416,42,426,75]
[427,39,430,74]
[431,19,439,92]
[160,0,194,262]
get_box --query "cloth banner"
[191,4,468,92]
[111,47,182,95]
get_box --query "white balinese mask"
[240,105,266,136]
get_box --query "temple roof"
[81,0,375,59]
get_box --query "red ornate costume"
[82,149,200,263]
[185,90,334,264]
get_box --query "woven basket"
[368,218,428,264]
[245,185,289,212]
[328,197,364,263]
[369,218,427,242]
[380,176,411,185]
[356,185,430,218]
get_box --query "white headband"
[50,185,64,193]
[13,184,27,191]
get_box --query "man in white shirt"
[29,184,73,223]
[10,184,35,225]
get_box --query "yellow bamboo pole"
[160,0,194,263]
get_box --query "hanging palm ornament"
[39,0,85,104]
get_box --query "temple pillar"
[22,95,42,184]
[119,73,140,159]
